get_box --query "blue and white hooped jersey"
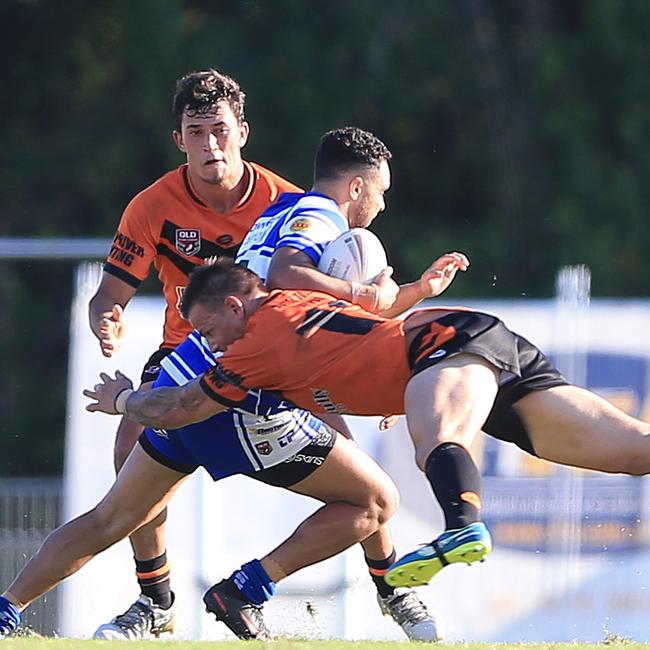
[235,191,348,283]
[142,331,326,480]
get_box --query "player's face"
[173,102,250,186]
[188,300,247,353]
[348,159,391,229]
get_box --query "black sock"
[365,550,397,598]
[135,552,173,609]
[425,442,482,530]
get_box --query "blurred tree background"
[1,0,649,475]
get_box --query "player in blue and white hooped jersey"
[238,127,468,321]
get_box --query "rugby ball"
[318,228,388,284]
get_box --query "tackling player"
[86,259,650,595]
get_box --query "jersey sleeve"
[103,195,157,288]
[276,204,347,264]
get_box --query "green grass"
[1,641,648,650]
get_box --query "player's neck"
[310,182,351,223]
[188,161,249,213]
[245,292,270,318]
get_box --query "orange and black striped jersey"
[200,290,413,417]
[104,162,301,348]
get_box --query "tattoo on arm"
[124,379,220,428]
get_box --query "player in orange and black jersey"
[87,69,300,639]
[86,259,650,600]
[103,159,298,351]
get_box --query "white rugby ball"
[318,228,388,284]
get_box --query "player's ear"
[238,121,250,148]
[173,130,186,153]
[349,175,364,201]
[224,295,245,316]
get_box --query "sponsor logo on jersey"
[153,428,169,439]
[255,441,273,455]
[175,228,202,256]
[108,232,145,267]
[289,218,312,232]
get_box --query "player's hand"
[83,370,134,414]
[98,304,126,358]
[419,252,469,298]
[371,267,399,312]
[379,415,400,431]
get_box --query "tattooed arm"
[84,370,225,429]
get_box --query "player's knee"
[368,477,400,528]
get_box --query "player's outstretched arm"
[88,273,137,358]
[379,251,470,318]
[268,246,398,312]
[84,370,225,429]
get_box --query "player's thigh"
[289,435,399,511]
[516,384,650,474]
[96,444,189,535]
[405,353,499,467]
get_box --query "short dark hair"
[172,69,246,131]
[180,259,264,318]
[314,127,392,182]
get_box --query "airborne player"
[90,259,650,596]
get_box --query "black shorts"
[245,425,337,488]
[141,347,174,384]
[408,311,568,456]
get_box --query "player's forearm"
[88,294,116,339]
[123,386,219,429]
[268,263,354,300]
[379,281,427,318]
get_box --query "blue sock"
[0,596,21,635]
[230,559,277,606]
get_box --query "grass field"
[1,641,647,650]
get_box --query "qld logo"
[175,229,202,256]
